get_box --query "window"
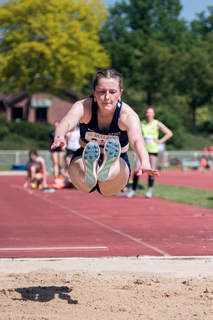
[36,108,47,123]
[12,107,23,121]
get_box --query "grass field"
[135,181,213,209]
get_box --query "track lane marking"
[30,191,170,257]
[0,246,108,251]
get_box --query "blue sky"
[103,0,212,21]
[0,0,212,21]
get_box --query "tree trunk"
[191,106,196,134]
[147,92,152,106]
[24,94,32,121]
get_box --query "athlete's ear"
[119,89,124,99]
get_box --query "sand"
[1,257,213,319]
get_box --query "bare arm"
[121,108,159,177]
[23,165,30,188]
[155,122,173,144]
[51,99,87,151]
[39,157,48,188]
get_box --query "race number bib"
[85,131,119,147]
[144,136,153,145]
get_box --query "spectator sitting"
[23,149,48,189]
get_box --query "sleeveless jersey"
[80,99,129,149]
[66,128,80,151]
[27,157,42,173]
[141,119,159,153]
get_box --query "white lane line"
[1,255,213,262]
[30,191,170,257]
[0,246,108,251]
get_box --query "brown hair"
[29,149,38,157]
[144,106,155,113]
[91,68,123,95]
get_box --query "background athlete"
[23,149,48,189]
[127,106,173,198]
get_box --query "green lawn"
[133,182,213,209]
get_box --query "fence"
[0,150,205,172]
[0,150,53,171]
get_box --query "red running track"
[1,173,213,259]
[137,169,213,190]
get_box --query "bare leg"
[58,151,64,175]
[69,157,94,193]
[51,152,59,178]
[98,158,129,196]
[149,154,158,170]
[126,156,140,197]
[147,154,158,194]
[30,167,43,188]
[69,156,129,196]
[64,155,72,177]
[30,166,36,181]
[69,139,129,196]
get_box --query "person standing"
[127,106,173,198]
[51,68,159,196]
[50,120,65,181]
[64,125,81,177]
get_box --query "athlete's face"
[145,108,155,121]
[30,153,37,162]
[93,78,123,112]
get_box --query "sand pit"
[1,257,213,319]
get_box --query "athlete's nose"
[105,91,110,99]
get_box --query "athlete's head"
[91,68,124,109]
[92,68,123,93]
[29,149,38,161]
[144,106,155,121]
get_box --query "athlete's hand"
[23,181,28,188]
[51,137,67,151]
[137,167,160,177]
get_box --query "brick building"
[0,90,80,125]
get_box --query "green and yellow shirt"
[141,119,159,153]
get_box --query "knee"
[30,167,35,175]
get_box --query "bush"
[197,120,213,134]
[0,117,7,125]
[0,125,9,139]
[8,121,53,141]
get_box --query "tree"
[100,0,188,105]
[191,6,213,39]
[173,36,213,133]
[132,39,174,105]
[104,0,186,43]
[0,0,110,120]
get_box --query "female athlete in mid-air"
[51,68,159,196]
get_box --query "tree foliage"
[100,0,213,135]
[173,35,213,132]
[190,6,213,39]
[0,0,110,96]
[100,0,189,105]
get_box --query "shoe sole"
[83,141,100,188]
[98,139,121,182]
